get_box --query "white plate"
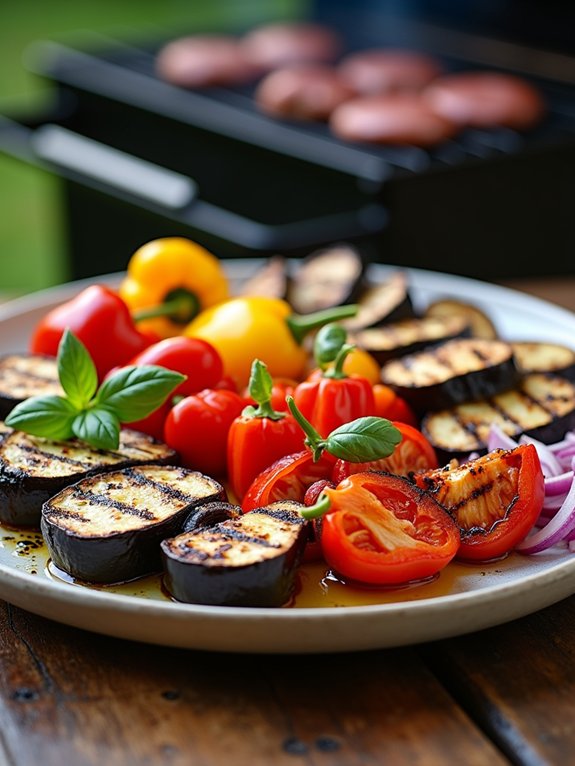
[1,260,575,654]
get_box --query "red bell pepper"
[413,444,544,562]
[227,360,304,501]
[30,285,153,380]
[293,323,375,438]
[304,472,460,586]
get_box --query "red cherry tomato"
[332,421,438,483]
[164,389,245,477]
[319,472,460,585]
[414,444,544,562]
[128,336,223,397]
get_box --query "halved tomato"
[319,472,460,585]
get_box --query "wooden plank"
[423,595,575,766]
[0,602,509,766]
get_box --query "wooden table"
[0,275,574,766]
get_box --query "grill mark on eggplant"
[43,507,90,523]
[194,527,280,548]
[123,467,205,505]
[16,443,95,469]
[69,488,157,520]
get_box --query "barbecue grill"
[1,1,573,280]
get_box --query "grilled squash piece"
[423,299,498,339]
[42,465,225,584]
[161,500,309,607]
[0,354,62,419]
[350,314,470,365]
[0,426,177,527]
[422,373,575,461]
[380,338,520,413]
[511,341,575,381]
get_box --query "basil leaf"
[57,329,98,409]
[72,407,120,451]
[5,395,77,440]
[248,359,272,405]
[314,323,347,366]
[325,417,402,462]
[95,365,186,422]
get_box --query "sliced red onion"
[544,470,575,496]
[543,492,569,511]
[519,434,563,477]
[569,541,575,553]
[487,424,519,452]
[517,470,575,554]
[549,432,575,453]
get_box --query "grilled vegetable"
[288,245,365,314]
[0,427,177,528]
[42,465,225,584]
[413,444,544,562]
[182,501,241,533]
[422,373,575,461]
[239,255,290,300]
[343,271,414,331]
[423,299,498,339]
[511,341,575,381]
[380,338,520,413]
[349,314,471,365]
[161,500,309,607]
[0,354,62,419]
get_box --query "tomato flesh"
[320,473,460,585]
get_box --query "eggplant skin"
[0,427,177,529]
[422,373,575,463]
[380,338,520,414]
[161,501,308,607]
[41,466,225,584]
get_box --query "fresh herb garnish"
[6,329,185,450]
[286,396,401,463]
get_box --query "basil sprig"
[286,396,402,463]
[6,329,185,450]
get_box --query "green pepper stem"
[286,396,327,461]
[132,288,200,324]
[286,305,358,346]
[247,359,285,421]
[323,343,355,380]
[300,493,331,520]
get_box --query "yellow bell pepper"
[119,237,229,339]
[185,296,358,388]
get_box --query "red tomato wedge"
[413,444,544,562]
[319,472,460,585]
[331,422,438,483]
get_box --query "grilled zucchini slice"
[0,354,62,419]
[511,341,575,381]
[0,427,177,527]
[350,314,470,365]
[380,338,520,413]
[342,271,414,331]
[422,373,575,461]
[42,465,225,584]
[161,500,308,607]
[288,245,365,315]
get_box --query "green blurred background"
[0,0,302,296]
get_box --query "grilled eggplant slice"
[511,341,575,381]
[0,354,62,419]
[422,373,575,461]
[182,501,241,532]
[288,244,365,314]
[343,271,414,331]
[349,314,470,365]
[423,299,498,339]
[380,338,520,414]
[0,427,177,528]
[239,255,290,300]
[161,500,308,607]
[42,465,225,584]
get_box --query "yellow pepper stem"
[286,304,359,345]
[132,288,200,324]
